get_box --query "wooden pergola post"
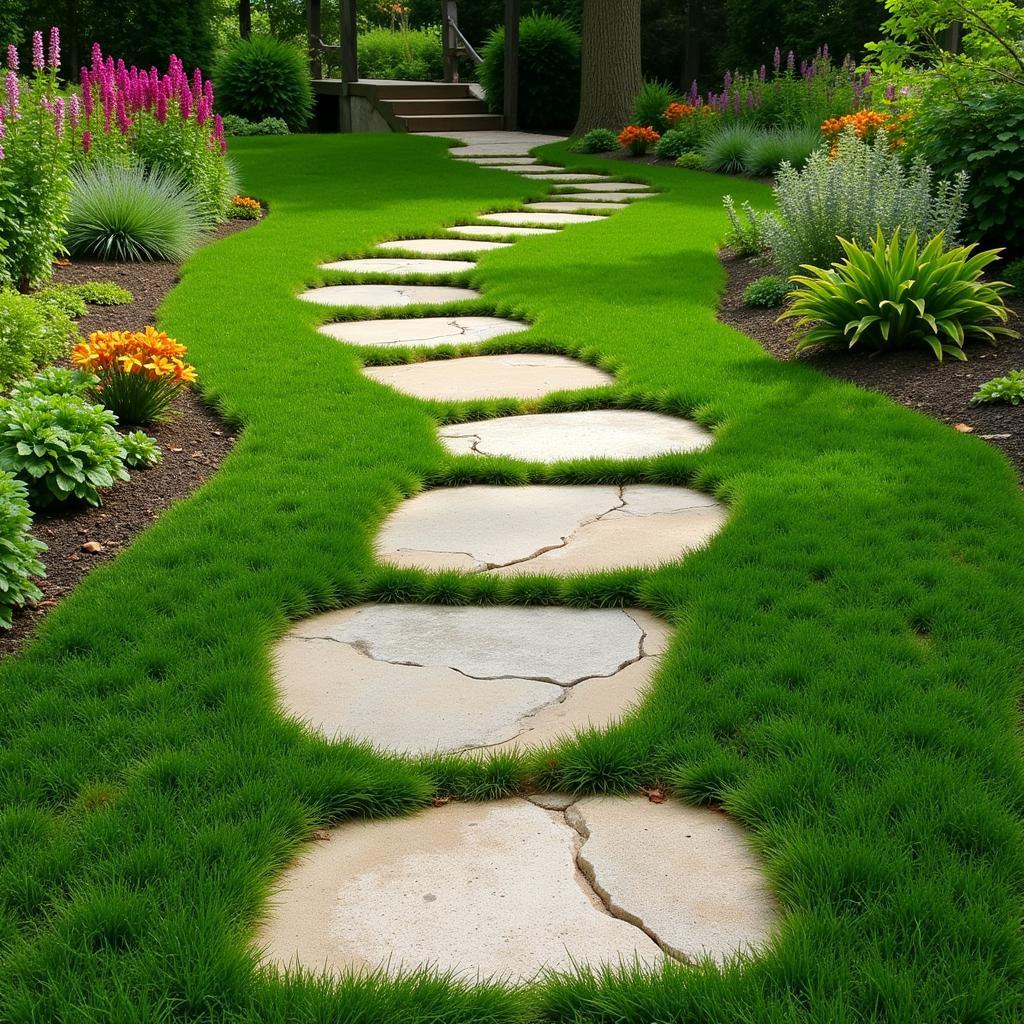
[503,0,520,130]
[307,0,322,78]
[341,0,359,82]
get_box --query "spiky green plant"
[701,123,760,174]
[781,228,1018,360]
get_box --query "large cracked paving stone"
[448,224,559,238]
[363,353,612,400]
[377,238,512,255]
[319,257,476,275]
[273,605,669,754]
[254,796,776,981]
[375,484,727,575]
[438,409,713,462]
[477,211,604,226]
[319,316,528,349]
[298,284,479,308]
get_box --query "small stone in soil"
[81,541,105,553]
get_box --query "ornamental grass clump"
[781,228,1018,361]
[72,326,197,424]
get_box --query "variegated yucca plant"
[780,228,1019,361]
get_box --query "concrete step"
[368,82,475,100]
[386,98,489,116]
[401,113,504,133]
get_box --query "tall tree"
[573,0,643,134]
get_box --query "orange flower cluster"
[72,327,198,384]
[231,195,261,212]
[664,102,696,127]
[618,124,660,154]
[821,110,909,149]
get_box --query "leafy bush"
[573,128,618,154]
[9,367,97,400]
[722,196,767,257]
[655,129,693,161]
[0,392,129,506]
[121,430,162,468]
[743,275,791,307]
[1003,258,1024,296]
[221,114,290,137]
[0,291,75,387]
[632,80,679,133]
[214,36,313,131]
[66,162,206,264]
[35,287,87,322]
[0,470,46,628]
[479,15,581,131]
[358,26,443,81]
[909,91,1024,254]
[742,126,823,177]
[971,370,1024,406]
[702,123,759,174]
[68,282,134,306]
[675,152,705,171]
[781,229,1018,361]
[763,132,970,276]
[72,327,197,425]
[661,107,720,151]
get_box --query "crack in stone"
[561,801,690,965]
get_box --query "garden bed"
[718,251,1024,478]
[0,220,253,658]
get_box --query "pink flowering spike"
[32,31,44,72]
[53,96,65,137]
[49,25,60,71]
[204,78,213,105]
[192,67,202,98]
[91,42,103,73]
[773,47,781,72]
[5,71,19,116]
[787,50,795,72]
[155,91,167,123]
[69,92,80,127]
[759,64,766,82]
[6,44,17,71]
[82,128,91,153]
[885,82,895,102]
[180,84,192,120]
[723,70,732,90]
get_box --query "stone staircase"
[356,81,503,133]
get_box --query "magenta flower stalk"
[180,84,192,120]
[155,91,167,123]
[723,69,732,90]
[885,82,895,101]
[759,64,766,82]
[773,47,781,72]
[115,91,131,134]
[192,67,202,99]
[31,31,44,72]
[5,71,19,116]
[787,50,795,72]
[48,25,60,71]
[6,44,17,71]
[81,70,94,116]
[82,128,91,153]
[69,92,80,127]
[204,78,213,106]
[53,95,64,137]
[91,42,103,74]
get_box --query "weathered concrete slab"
[272,604,670,753]
[363,353,612,400]
[553,192,656,202]
[525,173,609,182]
[376,484,726,575]
[484,164,565,173]
[298,284,478,308]
[448,224,559,238]
[551,181,651,192]
[319,258,476,275]
[477,212,604,226]
[524,202,628,213]
[377,238,512,255]
[319,316,528,349]
[438,409,713,462]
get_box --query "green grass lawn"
[1,133,1023,1022]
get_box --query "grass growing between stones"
[0,133,1023,1020]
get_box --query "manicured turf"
[1,133,1023,1021]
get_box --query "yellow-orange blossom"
[72,327,198,384]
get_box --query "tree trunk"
[572,0,643,136]
[239,0,252,39]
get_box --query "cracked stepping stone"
[376,484,726,575]
[364,353,611,400]
[377,238,512,255]
[298,284,478,308]
[320,316,527,349]
[524,202,628,213]
[477,212,604,226]
[438,409,713,462]
[254,796,775,982]
[553,181,651,192]
[319,257,476,275]
[552,192,655,203]
[273,605,669,754]
[448,224,559,238]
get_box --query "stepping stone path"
[268,131,775,981]
[377,238,511,254]
[255,796,776,982]
[320,316,527,349]
[319,257,476,275]
[273,605,669,754]
[298,284,478,308]
[438,409,713,462]
[375,484,726,574]
[363,353,612,400]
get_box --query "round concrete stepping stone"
[319,258,476,275]
[553,192,655,203]
[524,202,628,213]
[552,181,651,193]
[298,284,478,308]
[449,224,559,238]
[363,353,612,401]
[526,173,609,182]
[477,212,604,226]
[438,410,713,462]
[272,605,670,754]
[375,484,726,575]
[377,238,512,255]
[319,316,528,349]
[254,796,775,981]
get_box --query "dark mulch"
[718,251,1024,478]
[0,221,253,658]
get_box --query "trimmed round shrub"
[214,36,313,132]
[221,114,290,137]
[655,129,692,161]
[743,275,791,307]
[574,128,618,154]
[675,152,706,171]
[66,163,205,264]
[0,292,75,388]
[632,80,679,133]
[479,15,580,131]
[0,470,46,628]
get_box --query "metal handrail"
[450,22,481,65]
